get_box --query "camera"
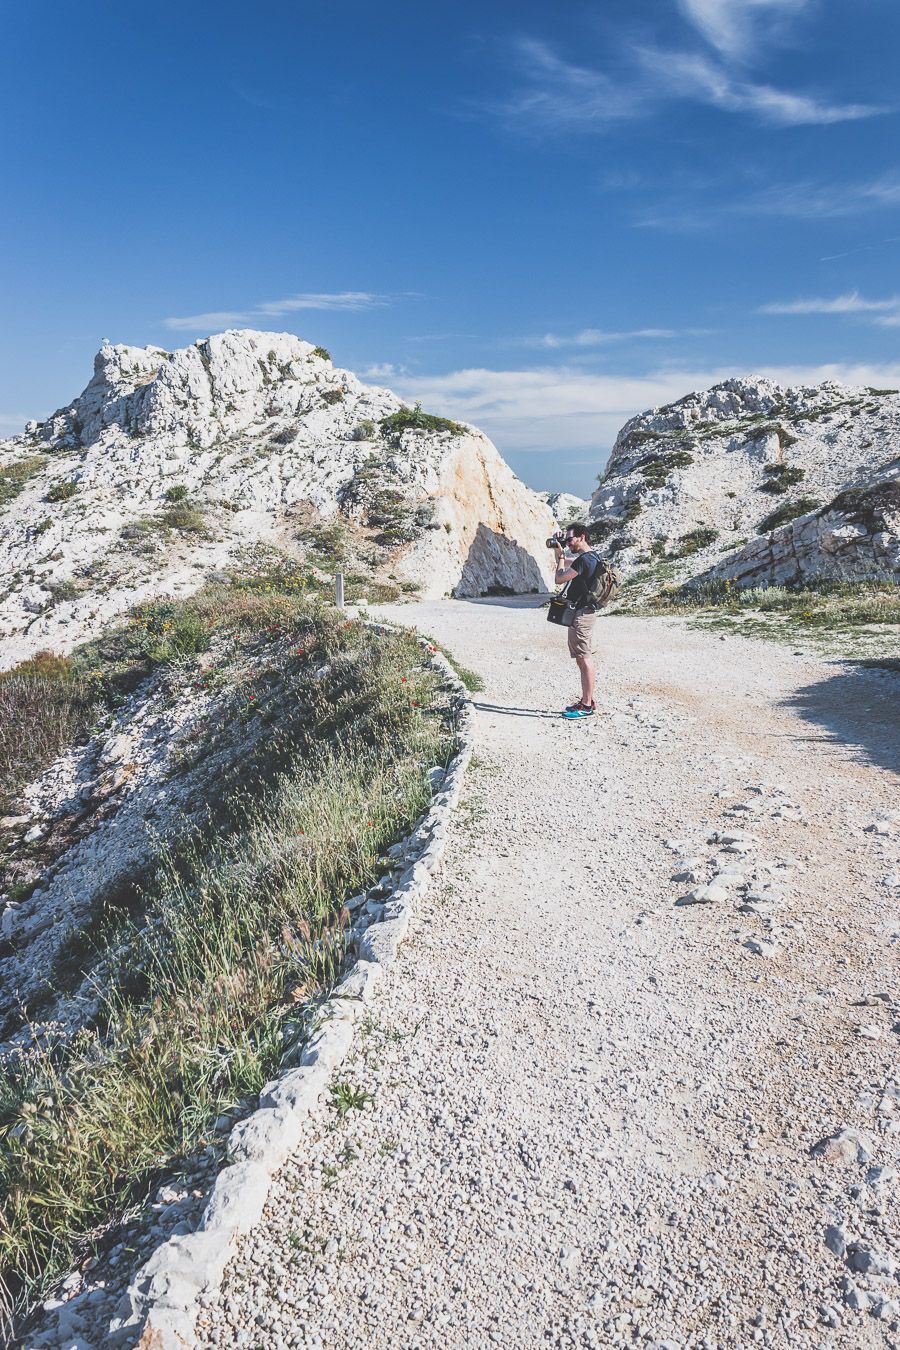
[545,530,567,549]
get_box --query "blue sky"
[2,0,899,494]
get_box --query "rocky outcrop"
[538,491,590,526]
[691,477,900,588]
[0,331,555,665]
[588,375,900,582]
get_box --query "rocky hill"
[589,376,900,586]
[0,331,555,666]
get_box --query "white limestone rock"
[538,491,590,526]
[587,374,900,585]
[0,330,555,665]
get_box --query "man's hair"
[566,521,590,539]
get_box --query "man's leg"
[576,653,595,707]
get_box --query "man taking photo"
[553,523,601,718]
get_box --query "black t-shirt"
[567,551,599,609]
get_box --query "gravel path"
[197,599,900,1350]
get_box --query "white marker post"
[334,572,345,609]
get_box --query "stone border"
[106,636,474,1350]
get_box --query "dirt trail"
[198,599,900,1350]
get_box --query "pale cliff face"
[586,375,900,584]
[0,330,556,665]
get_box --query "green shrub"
[0,456,48,508]
[163,484,189,503]
[155,505,207,534]
[758,463,806,495]
[349,419,377,441]
[320,388,345,406]
[297,521,349,566]
[758,497,821,533]
[636,449,695,488]
[129,599,212,663]
[311,346,331,361]
[45,479,79,503]
[379,403,465,445]
[676,527,719,556]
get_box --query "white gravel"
[196,598,900,1350]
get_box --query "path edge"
[107,631,474,1350]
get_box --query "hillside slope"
[0,331,555,666]
[589,376,900,585]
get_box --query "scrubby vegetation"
[45,479,79,504]
[0,456,48,509]
[758,496,821,533]
[0,655,92,817]
[311,346,331,361]
[379,402,465,446]
[758,463,806,495]
[649,577,900,632]
[636,449,695,488]
[676,527,719,556]
[0,583,455,1321]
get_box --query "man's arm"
[553,548,579,585]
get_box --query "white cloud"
[361,362,407,379]
[638,172,900,230]
[164,292,396,332]
[678,0,808,61]
[389,360,900,463]
[525,327,714,349]
[495,34,885,136]
[527,328,679,349]
[637,47,883,126]
[759,291,900,325]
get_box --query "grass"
[0,457,48,509]
[758,496,821,533]
[422,636,485,692]
[331,1083,373,1117]
[296,521,350,568]
[0,654,92,818]
[0,595,453,1324]
[646,577,900,637]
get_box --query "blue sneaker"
[562,701,595,719]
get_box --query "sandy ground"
[197,598,900,1350]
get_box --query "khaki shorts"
[567,609,597,659]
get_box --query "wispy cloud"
[637,171,900,230]
[164,292,398,332]
[494,32,885,136]
[525,327,696,349]
[759,291,900,327]
[678,0,809,61]
[638,47,882,126]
